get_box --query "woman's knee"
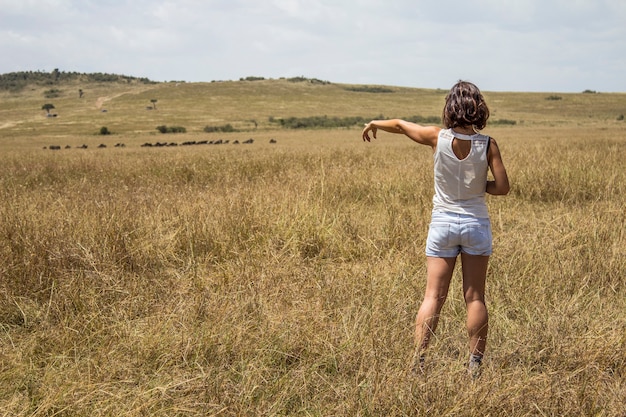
[464,291,485,305]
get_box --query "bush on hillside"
[156,125,186,134]
[345,86,394,93]
[44,89,61,98]
[269,114,440,129]
[272,115,368,129]
[491,119,517,126]
[286,76,331,84]
[203,124,236,133]
[0,70,155,92]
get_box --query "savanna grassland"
[1,74,625,416]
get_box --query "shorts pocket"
[465,223,492,254]
[427,223,450,251]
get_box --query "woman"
[362,81,510,377]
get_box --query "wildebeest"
[48,145,61,150]
[270,138,277,143]
[243,138,254,144]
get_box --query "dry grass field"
[1,76,625,416]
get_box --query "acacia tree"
[42,103,55,114]
[150,99,157,109]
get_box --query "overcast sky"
[1,0,625,92]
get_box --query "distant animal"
[65,145,72,149]
[233,140,240,144]
[243,138,254,144]
[49,145,61,150]
[114,143,126,147]
[77,144,88,149]
[98,144,107,148]
[270,139,277,143]
[141,142,153,147]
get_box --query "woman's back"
[432,129,490,218]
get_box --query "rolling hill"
[1,70,624,145]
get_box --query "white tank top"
[432,129,490,218]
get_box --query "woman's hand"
[362,123,378,142]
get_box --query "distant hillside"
[1,70,624,142]
[0,69,156,92]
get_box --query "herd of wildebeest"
[44,138,277,150]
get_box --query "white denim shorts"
[425,211,492,257]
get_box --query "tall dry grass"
[1,125,625,416]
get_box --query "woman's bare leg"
[414,256,456,354]
[460,253,489,357]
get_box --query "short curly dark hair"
[442,81,490,130]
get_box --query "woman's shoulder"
[437,128,453,140]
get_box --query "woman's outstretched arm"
[362,119,440,148]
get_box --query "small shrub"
[286,76,309,83]
[546,95,562,101]
[156,125,186,134]
[44,88,61,98]
[99,126,111,135]
[285,76,330,84]
[582,89,597,94]
[203,124,236,133]
[309,78,331,85]
[618,114,624,121]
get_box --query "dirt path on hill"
[95,86,154,109]
[95,92,127,109]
